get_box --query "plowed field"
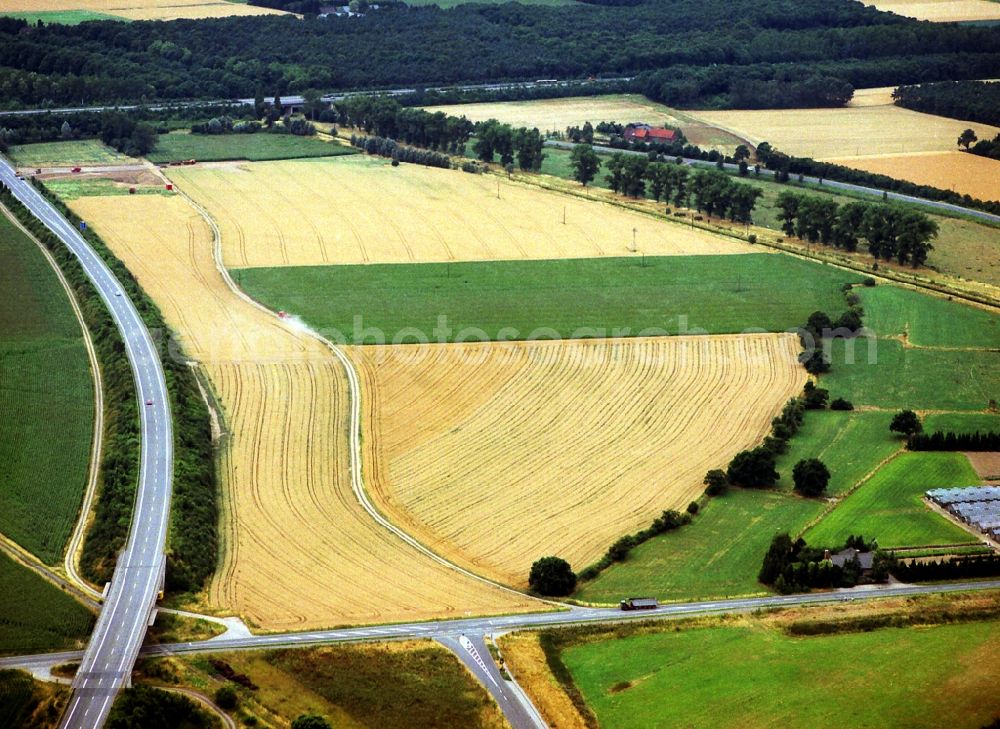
[166,157,751,267]
[353,334,806,585]
[2,0,284,20]
[67,194,536,630]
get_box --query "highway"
[544,140,1000,225]
[0,77,633,118]
[0,157,173,729]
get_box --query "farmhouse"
[624,123,677,143]
[827,547,875,574]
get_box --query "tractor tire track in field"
[182,187,557,609]
[70,188,540,630]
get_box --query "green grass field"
[0,213,94,563]
[44,178,174,200]
[858,285,1000,348]
[805,452,980,549]
[773,410,900,495]
[0,552,93,655]
[822,338,998,411]
[1,10,122,24]
[562,618,1000,729]
[6,140,133,168]
[576,489,824,605]
[923,412,1000,433]
[147,131,356,164]
[238,253,860,343]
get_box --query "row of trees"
[957,128,1000,161]
[472,120,546,171]
[349,133,451,169]
[571,147,764,224]
[775,191,938,267]
[334,96,474,154]
[907,430,1000,451]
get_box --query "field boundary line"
[795,447,906,539]
[173,186,558,612]
[0,204,104,602]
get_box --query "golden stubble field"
[861,0,1000,21]
[422,94,747,152]
[825,151,1000,203]
[67,193,538,630]
[167,157,753,267]
[4,0,285,20]
[353,334,806,585]
[689,101,1000,201]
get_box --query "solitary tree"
[958,128,977,150]
[792,458,830,497]
[528,556,577,596]
[703,469,729,496]
[890,409,923,436]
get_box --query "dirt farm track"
[68,193,538,630]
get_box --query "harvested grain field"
[1,0,285,20]
[353,334,806,586]
[825,151,1000,203]
[66,193,538,630]
[861,0,1000,22]
[688,105,1000,160]
[167,157,752,268]
[422,94,747,152]
[423,94,687,133]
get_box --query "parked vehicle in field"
[71,167,82,173]
[620,597,658,611]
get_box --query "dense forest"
[1,0,1000,107]
[893,80,1000,127]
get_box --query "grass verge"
[0,669,70,729]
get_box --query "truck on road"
[620,597,658,611]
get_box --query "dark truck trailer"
[620,597,658,611]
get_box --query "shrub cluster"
[577,508,692,581]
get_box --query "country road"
[544,140,1000,225]
[0,156,174,729]
[3,580,998,684]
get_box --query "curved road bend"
[0,157,173,729]
[544,140,1000,225]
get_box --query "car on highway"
[145,399,154,406]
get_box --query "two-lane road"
[0,158,173,729]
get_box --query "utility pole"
[562,205,566,225]
[497,179,500,199]
[631,227,637,252]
